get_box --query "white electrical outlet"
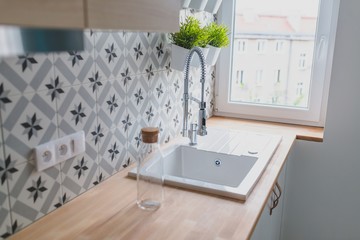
[35,142,56,172]
[35,131,86,172]
[55,138,72,163]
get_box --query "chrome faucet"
[182,47,207,146]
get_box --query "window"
[297,82,304,96]
[216,0,339,126]
[298,53,307,69]
[237,39,247,53]
[274,69,281,84]
[275,40,284,53]
[256,40,266,54]
[235,70,245,85]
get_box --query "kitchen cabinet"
[0,0,85,28]
[0,0,180,32]
[87,0,180,32]
[251,161,287,240]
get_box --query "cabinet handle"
[269,181,282,215]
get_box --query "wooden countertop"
[11,117,322,240]
[208,116,324,142]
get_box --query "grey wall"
[282,0,360,239]
[0,10,215,238]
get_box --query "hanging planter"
[169,16,210,71]
[206,45,221,66]
[204,0,223,14]
[204,22,230,66]
[189,0,209,11]
[171,44,209,71]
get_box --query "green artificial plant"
[205,22,230,48]
[170,16,209,49]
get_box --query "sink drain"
[214,159,222,167]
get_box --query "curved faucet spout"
[182,47,207,145]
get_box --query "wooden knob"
[141,127,159,143]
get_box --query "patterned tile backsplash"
[0,10,215,238]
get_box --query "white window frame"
[215,0,340,126]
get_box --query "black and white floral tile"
[0,9,215,238]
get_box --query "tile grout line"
[52,52,65,205]
[124,31,130,167]
[93,30,103,184]
[0,87,15,233]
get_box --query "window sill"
[207,116,324,142]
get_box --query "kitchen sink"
[129,128,282,200]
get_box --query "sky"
[236,0,320,17]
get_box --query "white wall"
[282,0,360,239]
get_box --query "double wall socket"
[34,131,85,172]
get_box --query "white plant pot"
[189,0,209,11]
[206,45,221,66]
[171,44,209,71]
[204,0,222,14]
[171,44,189,71]
[182,0,191,8]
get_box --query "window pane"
[230,0,320,108]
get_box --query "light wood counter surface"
[208,116,323,142]
[11,117,322,240]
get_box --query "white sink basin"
[163,146,257,188]
[129,128,281,200]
